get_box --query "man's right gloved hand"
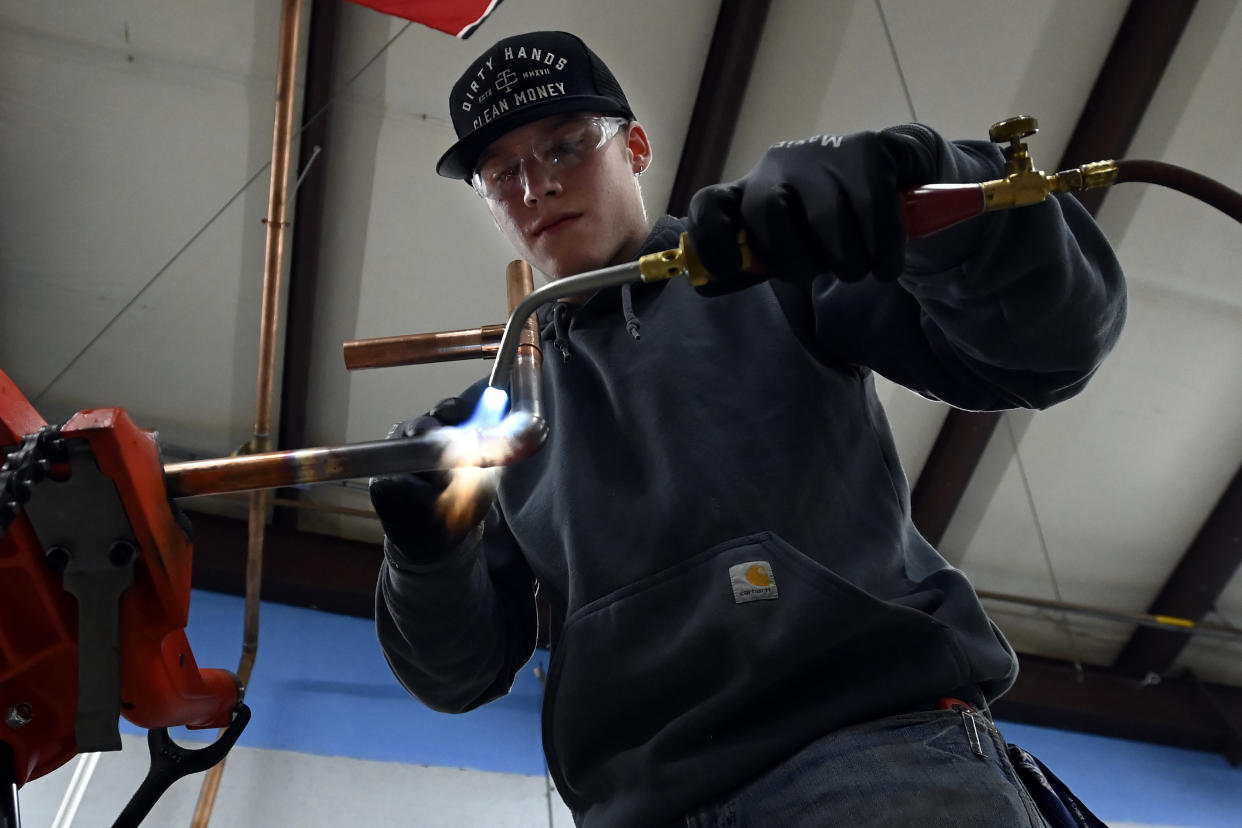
[370,395,491,567]
[686,124,943,291]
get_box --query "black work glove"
[370,394,492,567]
[687,124,942,291]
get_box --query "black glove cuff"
[383,521,484,575]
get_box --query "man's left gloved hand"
[687,125,942,289]
[370,394,492,568]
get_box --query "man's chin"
[541,255,602,281]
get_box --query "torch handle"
[899,183,986,239]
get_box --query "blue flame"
[462,385,509,431]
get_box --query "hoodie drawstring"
[549,285,642,363]
[621,283,642,341]
[552,301,573,363]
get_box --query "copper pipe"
[505,261,544,423]
[506,261,537,344]
[192,0,304,824]
[164,407,549,498]
[343,325,505,370]
[165,435,454,497]
[189,767,223,828]
[505,262,541,358]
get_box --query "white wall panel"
[0,9,292,454]
[882,0,1126,154]
[725,0,912,182]
[0,1,283,80]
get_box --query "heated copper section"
[343,325,505,370]
[163,437,448,498]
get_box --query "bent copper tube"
[165,262,554,499]
[489,260,646,389]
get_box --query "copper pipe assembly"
[165,249,699,497]
[165,260,560,499]
[170,238,717,500]
[191,0,304,824]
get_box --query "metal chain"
[0,424,67,538]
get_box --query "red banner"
[346,0,504,38]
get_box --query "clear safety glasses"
[471,116,629,200]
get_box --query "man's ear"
[625,122,652,175]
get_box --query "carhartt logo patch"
[729,561,779,603]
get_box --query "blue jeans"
[682,708,1049,827]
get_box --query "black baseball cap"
[436,31,635,181]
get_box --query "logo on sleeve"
[729,561,779,603]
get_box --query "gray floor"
[15,737,1202,828]
[19,733,576,827]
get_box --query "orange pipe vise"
[0,368,239,789]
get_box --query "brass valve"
[990,115,1040,176]
[981,115,1119,212]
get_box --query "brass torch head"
[638,232,752,288]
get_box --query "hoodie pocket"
[541,531,974,818]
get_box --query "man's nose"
[522,158,562,205]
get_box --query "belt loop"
[938,697,987,758]
[958,705,986,758]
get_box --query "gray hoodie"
[376,136,1127,827]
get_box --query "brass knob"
[989,115,1039,144]
[989,116,1039,175]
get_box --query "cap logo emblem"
[495,68,518,93]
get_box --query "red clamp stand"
[0,368,240,794]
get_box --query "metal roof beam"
[1114,467,1242,675]
[665,0,771,217]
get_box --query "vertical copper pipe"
[505,262,543,419]
[505,261,539,350]
[191,0,304,824]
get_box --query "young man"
[372,30,1126,827]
